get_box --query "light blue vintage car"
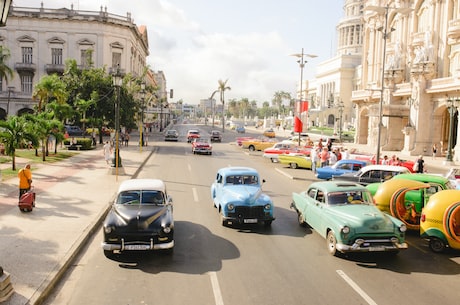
[211,167,275,227]
[291,181,408,256]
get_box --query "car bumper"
[222,215,275,224]
[336,239,408,253]
[193,149,212,153]
[102,239,174,251]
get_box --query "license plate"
[244,219,258,224]
[369,246,385,252]
[125,244,151,250]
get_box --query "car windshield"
[117,190,165,205]
[327,191,373,205]
[225,175,259,185]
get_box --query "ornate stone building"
[352,0,460,161]
[0,3,150,118]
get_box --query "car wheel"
[326,231,338,256]
[290,163,298,169]
[249,145,255,151]
[270,158,276,163]
[429,237,446,253]
[297,212,307,227]
[220,211,228,226]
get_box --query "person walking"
[18,164,32,199]
[311,147,319,173]
[320,147,329,168]
[103,141,112,164]
[414,155,425,173]
[432,144,437,159]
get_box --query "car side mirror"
[262,179,266,183]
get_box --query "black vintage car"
[210,130,222,142]
[164,129,179,141]
[101,179,174,257]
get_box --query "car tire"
[326,231,338,256]
[249,145,255,151]
[264,220,272,227]
[290,163,298,169]
[297,212,307,227]
[429,237,446,253]
[220,211,228,226]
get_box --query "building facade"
[0,3,150,119]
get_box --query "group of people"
[310,144,349,173]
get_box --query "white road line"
[336,270,378,305]
[209,272,224,305]
[188,164,192,172]
[192,187,198,202]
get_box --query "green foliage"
[63,138,93,150]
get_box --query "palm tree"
[0,46,14,86]
[32,74,68,112]
[217,79,231,132]
[0,116,38,170]
[27,113,63,161]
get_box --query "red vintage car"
[262,142,312,162]
[192,138,212,155]
[187,129,201,143]
[353,154,415,173]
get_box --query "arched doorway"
[0,108,6,120]
[441,106,458,154]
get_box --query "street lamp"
[337,99,344,143]
[0,0,12,27]
[139,82,146,151]
[446,98,459,162]
[365,4,412,164]
[111,65,124,177]
[291,48,317,146]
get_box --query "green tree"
[0,46,14,85]
[32,74,68,113]
[217,79,231,132]
[26,113,63,161]
[0,116,38,170]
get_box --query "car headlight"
[341,226,350,234]
[264,204,271,210]
[399,224,407,233]
[227,204,235,211]
[104,226,115,234]
[163,226,172,234]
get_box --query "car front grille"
[230,206,266,219]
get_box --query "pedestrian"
[329,149,338,165]
[326,138,332,151]
[18,163,32,199]
[342,148,350,160]
[381,155,389,165]
[103,141,112,164]
[317,138,323,150]
[432,143,437,159]
[311,147,319,173]
[124,132,129,146]
[320,147,329,167]
[414,155,425,173]
[336,148,342,161]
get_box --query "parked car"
[187,129,201,143]
[262,142,311,162]
[236,126,246,133]
[421,190,460,253]
[236,136,255,146]
[192,138,212,155]
[210,130,222,142]
[263,128,276,138]
[65,125,84,136]
[101,179,174,257]
[278,153,319,169]
[332,164,410,186]
[371,174,454,230]
[164,129,179,141]
[241,137,278,151]
[316,159,368,180]
[291,181,408,256]
[211,167,275,226]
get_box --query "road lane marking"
[192,187,198,202]
[188,164,192,172]
[336,270,378,305]
[209,272,224,305]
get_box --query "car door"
[303,188,324,231]
[359,170,380,185]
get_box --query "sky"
[13,0,344,105]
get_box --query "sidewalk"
[0,138,154,305]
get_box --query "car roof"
[309,181,368,192]
[360,164,409,172]
[338,159,367,164]
[394,173,449,183]
[118,179,166,193]
[218,166,259,176]
[188,129,199,132]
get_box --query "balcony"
[15,62,36,73]
[448,19,460,44]
[45,64,65,75]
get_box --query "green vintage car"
[291,181,408,256]
[371,174,455,230]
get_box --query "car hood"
[113,204,168,229]
[223,186,267,205]
[328,204,397,233]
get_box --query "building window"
[81,49,93,68]
[21,74,33,93]
[22,47,33,64]
[112,52,121,68]
[51,48,63,65]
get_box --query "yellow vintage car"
[278,153,319,169]
[420,190,460,253]
[241,137,278,151]
[373,178,431,230]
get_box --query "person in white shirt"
[329,150,338,165]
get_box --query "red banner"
[294,116,303,132]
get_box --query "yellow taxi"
[420,190,460,253]
[263,129,276,138]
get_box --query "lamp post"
[6,86,14,116]
[139,82,146,151]
[291,48,317,146]
[111,65,124,177]
[0,0,12,27]
[210,89,219,128]
[337,99,344,143]
[446,98,459,162]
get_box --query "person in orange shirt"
[18,164,32,199]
